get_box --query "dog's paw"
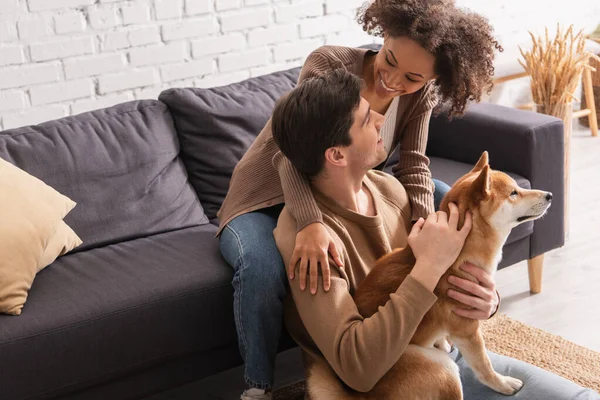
[496,375,523,395]
[433,338,452,353]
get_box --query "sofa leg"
[527,254,544,294]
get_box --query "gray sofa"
[0,64,564,400]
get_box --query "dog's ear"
[470,151,489,173]
[472,164,490,199]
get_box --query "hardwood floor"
[495,122,600,352]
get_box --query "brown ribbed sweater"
[217,45,439,234]
[273,171,438,392]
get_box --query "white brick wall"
[192,32,245,56]
[0,90,27,112]
[274,1,322,23]
[17,18,53,40]
[30,36,95,62]
[0,43,25,66]
[0,63,61,90]
[64,53,126,79]
[29,78,94,105]
[0,0,598,129]
[54,12,87,34]
[128,42,187,67]
[0,21,18,42]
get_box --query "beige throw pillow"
[0,157,82,315]
[39,222,83,270]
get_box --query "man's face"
[345,97,387,172]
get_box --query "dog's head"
[441,152,552,237]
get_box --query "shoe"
[240,388,272,400]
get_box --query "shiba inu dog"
[307,151,553,399]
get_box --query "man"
[272,69,599,399]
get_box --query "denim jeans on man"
[450,347,600,399]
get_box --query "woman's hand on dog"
[408,203,472,291]
[290,222,344,295]
[447,264,500,319]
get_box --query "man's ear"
[324,147,346,168]
[472,164,491,199]
[470,151,489,174]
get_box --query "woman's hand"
[290,222,344,295]
[447,263,499,320]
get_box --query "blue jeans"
[219,204,286,390]
[449,347,600,399]
[432,178,451,211]
[218,179,451,390]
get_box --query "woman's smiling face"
[372,35,437,99]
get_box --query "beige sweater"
[274,170,437,392]
[217,45,438,234]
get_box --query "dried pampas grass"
[519,24,600,116]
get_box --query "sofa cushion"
[0,100,208,252]
[0,158,81,315]
[0,225,235,400]
[159,67,301,220]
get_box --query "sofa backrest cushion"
[159,67,301,220]
[0,100,208,252]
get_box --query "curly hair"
[357,0,502,118]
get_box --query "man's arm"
[275,214,437,392]
[291,258,436,392]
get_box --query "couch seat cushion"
[0,225,234,400]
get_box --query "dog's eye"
[511,190,518,196]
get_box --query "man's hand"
[408,203,472,291]
[290,222,344,295]
[447,263,499,320]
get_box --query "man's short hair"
[272,68,362,177]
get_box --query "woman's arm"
[273,49,336,230]
[273,151,322,231]
[391,107,436,222]
[272,48,345,291]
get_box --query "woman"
[217,1,502,398]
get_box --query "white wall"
[0,0,598,129]
[458,0,600,107]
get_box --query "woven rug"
[274,314,600,399]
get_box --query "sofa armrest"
[426,102,565,257]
